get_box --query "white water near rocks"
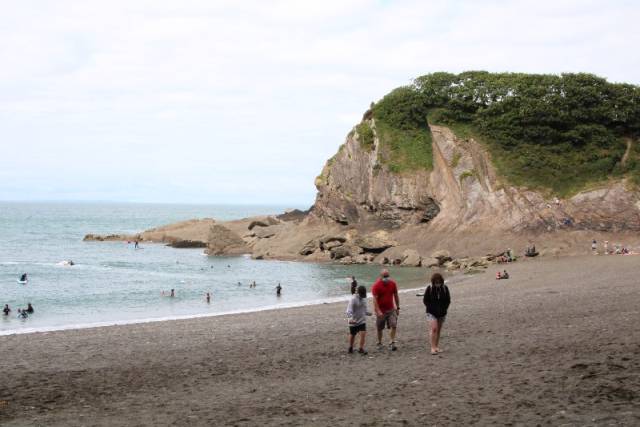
[0,202,427,335]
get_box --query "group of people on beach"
[3,303,34,318]
[592,239,631,255]
[346,269,451,356]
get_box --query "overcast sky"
[1,0,639,206]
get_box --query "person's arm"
[423,286,430,307]
[394,283,400,313]
[444,286,451,310]
[372,289,382,316]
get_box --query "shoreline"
[0,282,451,337]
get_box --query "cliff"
[85,72,640,267]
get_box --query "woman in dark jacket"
[423,273,451,355]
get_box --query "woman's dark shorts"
[349,323,366,336]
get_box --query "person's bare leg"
[430,320,438,353]
[435,319,444,352]
[390,326,397,343]
[376,320,383,345]
[349,333,355,351]
[359,331,366,350]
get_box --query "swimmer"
[2,304,10,316]
[26,303,34,314]
[206,292,211,303]
[17,308,28,319]
[276,283,282,296]
[20,273,27,282]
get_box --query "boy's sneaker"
[389,342,397,351]
[376,342,384,350]
[348,347,353,354]
[358,348,368,355]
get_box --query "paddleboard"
[17,279,28,285]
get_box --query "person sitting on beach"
[502,270,509,279]
[372,269,400,351]
[276,283,282,296]
[26,303,34,314]
[2,304,10,316]
[346,285,372,355]
[591,239,597,253]
[496,271,502,280]
[423,273,451,355]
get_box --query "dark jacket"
[423,284,451,318]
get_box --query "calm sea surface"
[0,202,427,334]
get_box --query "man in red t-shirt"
[371,269,400,351]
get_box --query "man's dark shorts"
[376,310,398,331]
[349,323,366,336]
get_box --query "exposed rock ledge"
[84,123,640,269]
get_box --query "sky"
[1,0,639,206]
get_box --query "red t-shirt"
[371,277,397,313]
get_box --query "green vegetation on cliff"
[371,71,640,195]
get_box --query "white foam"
[0,286,433,337]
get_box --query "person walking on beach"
[346,285,372,354]
[372,269,400,351]
[423,273,451,355]
[350,276,358,295]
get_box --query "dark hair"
[430,273,444,286]
[357,285,367,299]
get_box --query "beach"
[1,255,639,426]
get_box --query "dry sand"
[0,255,639,426]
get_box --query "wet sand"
[1,255,639,426]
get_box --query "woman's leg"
[435,318,444,351]
[430,319,439,353]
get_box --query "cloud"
[0,0,639,204]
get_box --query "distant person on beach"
[591,239,597,253]
[423,273,451,355]
[276,283,282,296]
[502,270,509,279]
[26,303,34,314]
[350,276,358,295]
[604,241,609,254]
[371,269,400,351]
[3,304,10,316]
[206,292,211,303]
[346,285,372,355]
[134,240,139,249]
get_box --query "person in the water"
[2,304,10,316]
[20,273,27,282]
[205,292,211,303]
[26,303,34,314]
[276,283,282,296]
[17,309,28,318]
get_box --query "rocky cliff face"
[310,119,640,236]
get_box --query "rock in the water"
[169,240,207,248]
[206,225,247,255]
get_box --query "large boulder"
[168,240,207,248]
[254,225,281,239]
[354,230,396,253]
[299,239,319,256]
[206,225,247,255]
[330,245,362,260]
[401,249,422,267]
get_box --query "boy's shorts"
[376,310,398,330]
[349,323,366,336]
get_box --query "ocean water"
[0,202,427,335]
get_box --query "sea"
[0,202,428,335]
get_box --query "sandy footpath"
[0,255,639,426]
